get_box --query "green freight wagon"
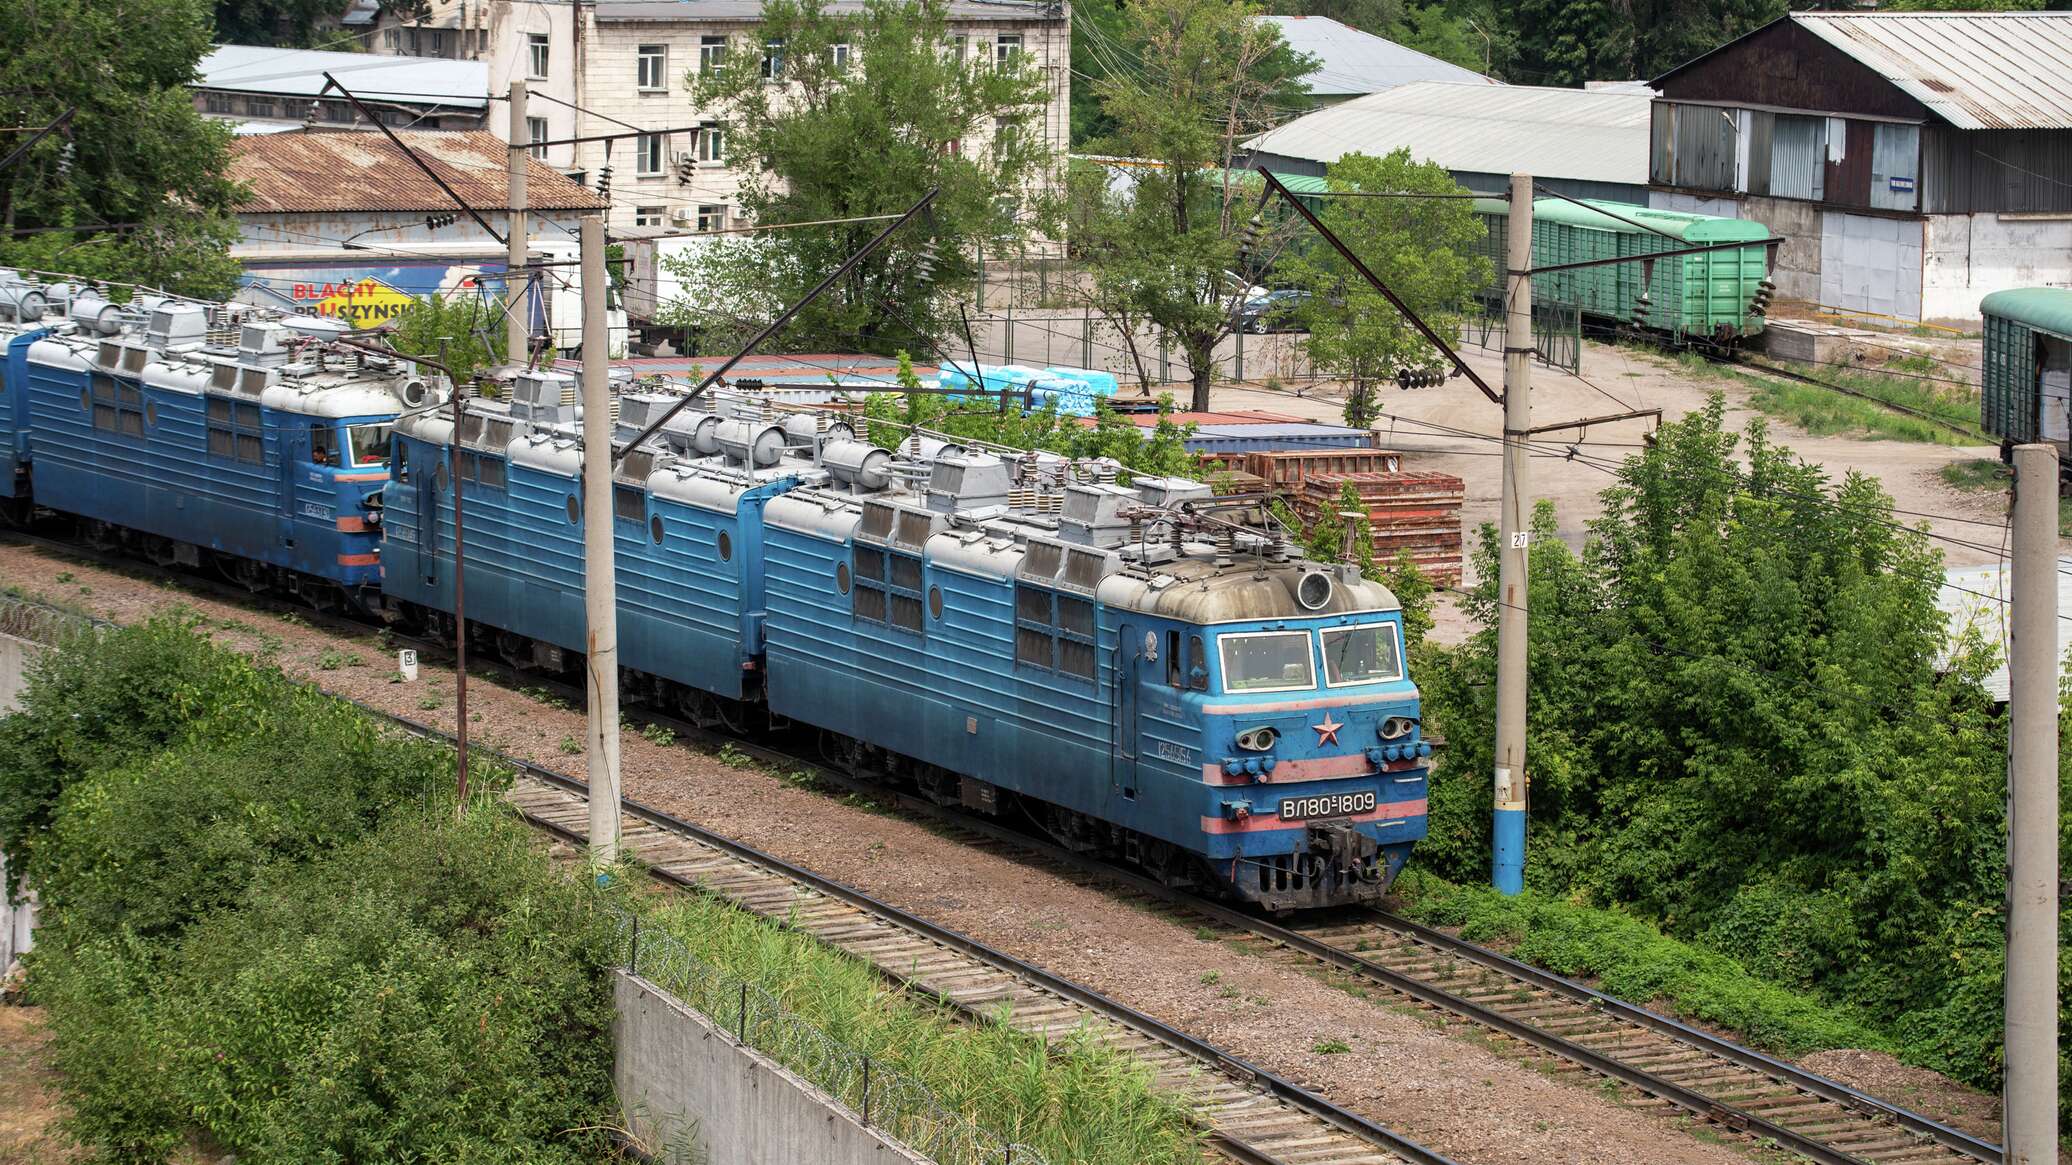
[1470,197,1773,342]
[1979,288,2072,456]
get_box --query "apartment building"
[365,0,1069,237]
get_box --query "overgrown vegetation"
[859,352,1202,479]
[643,893,1205,1164]
[1679,351,1985,444]
[1,618,621,1162]
[1940,456,2072,537]
[1412,395,2067,1120]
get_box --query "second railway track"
[1,532,2007,1165]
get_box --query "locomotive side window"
[90,375,144,437]
[310,425,336,466]
[1189,635,1208,691]
[457,451,506,492]
[613,485,645,522]
[1014,584,1095,680]
[205,397,264,464]
[853,544,923,634]
[393,442,409,482]
[1166,630,1182,687]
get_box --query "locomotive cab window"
[348,424,391,466]
[1321,623,1403,687]
[1189,634,1208,691]
[1218,631,1314,693]
[310,425,337,466]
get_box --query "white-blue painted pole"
[1492,172,1532,896]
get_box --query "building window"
[634,205,665,228]
[761,39,784,80]
[637,44,668,91]
[635,133,663,176]
[1013,584,1095,679]
[89,374,145,437]
[949,34,966,62]
[696,204,725,232]
[407,27,421,54]
[202,92,233,114]
[528,33,550,79]
[527,116,549,159]
[431,29,448,55]
[853,546,924,633]
[994,34,1021,66]
[325,100,353,123]
[384,28,399,49]
[700,35,727,73]
[245,97,276,119]
[206,396,264,464]
[830,42,851,70]
[696,121,724,163]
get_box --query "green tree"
[664,0,1056,356]
[1276,150,1489,428]
[0,0,247,297]
[386,291,510,389]
[212,0,356,45]
[1078,0,1313,412]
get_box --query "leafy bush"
[1414,396,2051,1112]
[35,809,617,1164]
[0,614,265,893]
[6,621,618,1163]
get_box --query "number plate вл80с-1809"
[1278,790,1377,822]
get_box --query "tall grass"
[1676,352,1985,444]
[643,893,1205,1165]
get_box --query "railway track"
[447,734,1454,1165]
[1,532,2006,1165]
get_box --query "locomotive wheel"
[495,629,533,669]
[817,730,865,776]
[215,553,267,593]
[79,519,118,553]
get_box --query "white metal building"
[193,44,489,132]
[1242,80,1654,203]
[1257,15,1492,106]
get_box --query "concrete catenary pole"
[1491,171,1533,896]
[505,80,530,367]
[580,214,623,863]
[2005,442,2059,1164]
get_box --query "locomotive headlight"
[1378,715,1418,741]
[1235,726,1279,752]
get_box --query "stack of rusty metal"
[1223,450,1465,585]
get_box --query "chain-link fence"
[618,912,1048,1165]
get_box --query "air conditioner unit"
[669,207,696,226]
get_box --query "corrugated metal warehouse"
[1648,11,2072,321]
[1257,16,1494,105]
[1241,81,1655,203]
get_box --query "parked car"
[1236,289,1312,333]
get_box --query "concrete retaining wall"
[614,972,930,1165]
[0,632,40,970]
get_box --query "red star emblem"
[1313,714,1344,746]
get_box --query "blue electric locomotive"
[14,291,404,604]
[390,376,1428,909]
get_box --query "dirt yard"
[1210,334,2027,644]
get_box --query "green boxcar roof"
[1981,288,2072,340]
[1471,197,1770,243]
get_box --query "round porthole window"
[928,585,943,620]
[650,515,664,544]
[836,562,851,594]
[717,530,733,561]
[566,495,580,523]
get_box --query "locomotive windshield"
[1321,623,1404,686]
[348,424,391,467]
[1219,631,1314,693]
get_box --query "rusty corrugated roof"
[1793,12,2072,131]
[230,130,609,214]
